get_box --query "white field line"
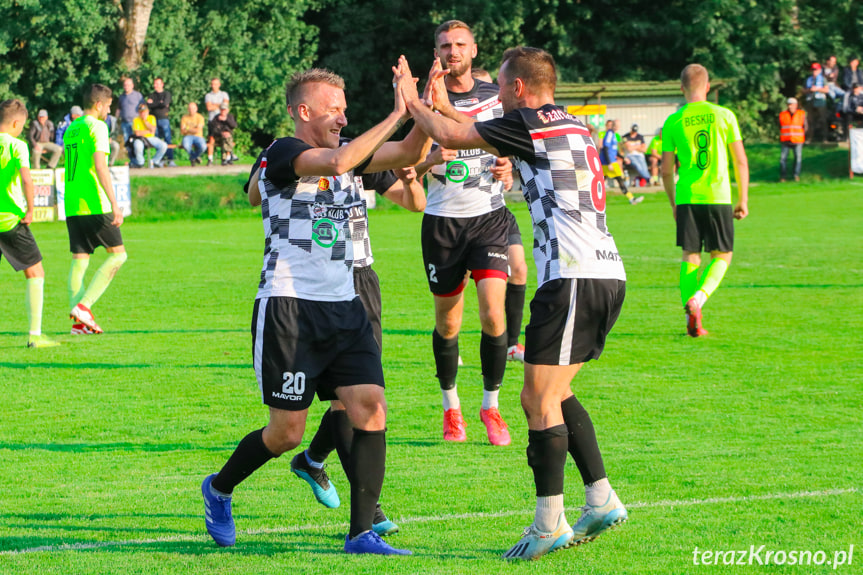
[1,487,857,556]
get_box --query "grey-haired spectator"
[116,78,143,144]
[28,109,62,169]
[55,106,83,147]
[206,102,237,166]
[204,77,229,121]
[147,77,176,166]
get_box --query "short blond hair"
[681,64,709,92]
[286,68,345,110]
[435,20,473,47]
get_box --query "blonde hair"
[681,64,709,92]
[286,68,346,109]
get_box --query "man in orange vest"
[779,97,807,182]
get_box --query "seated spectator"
[823,55,845,100]
[106,113,120,167]
[845,83,863,127]
[180,102,207,166]
[55,106,83,146]
[28,109,62,169]
[645,128,663,185]
[207,103,237,166]
[621,123,651,185]
[130,103,168,168]
[843,57,863,91]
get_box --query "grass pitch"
[0,178,861,574]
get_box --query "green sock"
[69,258,89,308]
[79,252,128,309]
[26,277,44,336]
[680,262,700,306]
[696,258,729,302]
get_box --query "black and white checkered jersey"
[475,105,626,286]
[248,137,395,301]
[425,80,506,218]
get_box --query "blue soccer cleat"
[290,452,340,508]
[201,473,236,547]
[571,490,628,546]
[344,530,412,555]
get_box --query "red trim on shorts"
[437,279,469,298]
[471,269,508,282]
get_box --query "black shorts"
[503,207,523,247]
[66,213,124,254]
[354,265,382,351]
[251,296,384,411]
[676,204,734,253]
[421,208,509,296]
[525,278,626,366]
[0,224,42,272]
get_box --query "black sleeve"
[474,110,535,162]
[243,148,267,194]
[361,169,399,194]
[262,137,315,190]
[227,115,237,130]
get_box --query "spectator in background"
[599,119,643,205]
[646,128,663,185]
[842,57,863,91]
[207,102,237,166]
[147,77,176,167]
[823,55,844,100]
[621,123,651,185]
[55,106,83,147]
[116,78,143,144]
[131,103,167,168]
[844,83,863,126]
[204,77,229,121]
[805,63,829,143]
[180,102,207,166]
[105,113,120,167]
[779,97,807,182]
[28,109,61,169]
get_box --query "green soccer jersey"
[645,135,662,157]
[63,114,112,216]
[662,101,742,205]
[0,132,30,232]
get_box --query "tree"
[116,0,155,71]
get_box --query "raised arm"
[381,167,426,212]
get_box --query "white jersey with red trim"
[474,105,626,285]
[425,80,506,218]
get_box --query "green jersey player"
[661,64,749,336]
[0,99,59,348]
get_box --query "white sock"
[535,494,564,532]
[585,477,612,507]
[442,387,460,411]
[304,450,324,469]
[693,290,708,308]
[481,389,499,410]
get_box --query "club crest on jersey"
[317,177,331,191]
[312,218,339,248]
[445,160,470,183]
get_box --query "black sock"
[561,395,607,484]
[212,428,277,494]
[307,409,335,463]
[616,176,629,195]
[505,283,526,347]
[432,329,459,390]
[348,429,386,538]
[480,331,508,391]
[526,425,568,496]
[330,409,353,477]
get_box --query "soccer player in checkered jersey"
[661,64,749,337]
[0,99,60,348]
[201,64,430,556]
[410,20,518,446]
[398,47,629,560]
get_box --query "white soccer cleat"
[503,513,574,560]
[506,343,525,362]
[70,303,103,334]
[571,490,628,546]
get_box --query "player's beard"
[443,56,472,80]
